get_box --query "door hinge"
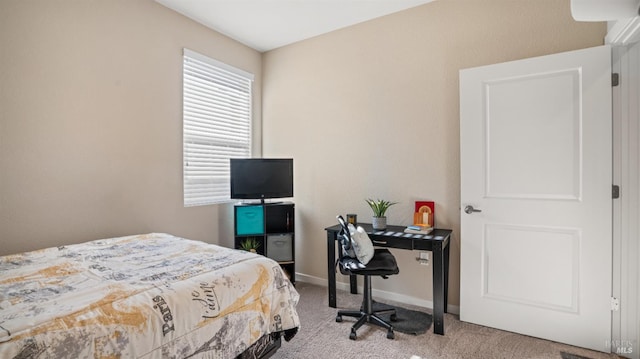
[611,297,620,311]
[612,73,619,87]
[613,185,620,199]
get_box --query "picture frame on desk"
[414,201,435,228]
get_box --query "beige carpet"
[273,282,621,359]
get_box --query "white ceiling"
[155,0,435,52]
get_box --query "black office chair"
[335,215,399,340]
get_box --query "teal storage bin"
[235,206,264,235]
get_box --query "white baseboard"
[295,272,460,315]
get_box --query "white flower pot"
[372,216,387,230]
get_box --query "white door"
[460,45,612,352]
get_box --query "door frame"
[612,42,640,359]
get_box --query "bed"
[0,233,300,358]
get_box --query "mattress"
[0,233,300,358]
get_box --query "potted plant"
[365,198,398,230]
[239,238,261,253]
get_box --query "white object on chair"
[348,224,374,265]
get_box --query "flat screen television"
[230,158,293,202]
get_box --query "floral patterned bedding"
[0,233,300,358]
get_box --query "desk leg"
[327,231,337,308]
[444,240,450,313]
[432,241,445,335]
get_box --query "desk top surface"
[325,222,452,242]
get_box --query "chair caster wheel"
[336,315,342,322]
[387,330,395,340]
[349,329,357,340]
[390,314,397,321]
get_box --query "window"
[183,49,253,206]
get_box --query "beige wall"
[0,0,261,255]
[262,0,606,307]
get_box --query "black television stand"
[234,202,296,284]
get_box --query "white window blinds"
[183,49,253,206]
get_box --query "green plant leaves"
[240,238,261,251]
[365,198,398,217]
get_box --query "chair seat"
[339,248,399,276]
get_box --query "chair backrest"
[336,215,356,259]
[335,215,397,276]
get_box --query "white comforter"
[0,233,300,358]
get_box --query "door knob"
[464,205,482,214]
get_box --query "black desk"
[325,223,452,335]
